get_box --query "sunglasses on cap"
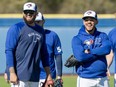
[24,10,35,15]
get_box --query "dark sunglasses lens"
[24,10,34,15]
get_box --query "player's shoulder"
[8,22,25,32]
[9,22,25,30]
[72,34,82,42]
[107,27,116,38]
[109,27,116,35]
[14,21,25,27]
[45,29,58,36]
[96,30,108,38]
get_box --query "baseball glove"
[54,79,63,87]
[64,55,80,68]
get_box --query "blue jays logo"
[28,33,41,43]
[86,11,92,15]
[26,4,32,8]
[84,39,93,46]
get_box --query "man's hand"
[107,69,111,80]
[42,74,54,87]
[10,72,18,84]
[46,75,54,87]
[42,79,54,87]
[4,73,9,83]
[44,67,54,87]
[9,67,18,84]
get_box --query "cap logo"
[26,4,32,8]
[86,11,92,15]
[82,10,97,20]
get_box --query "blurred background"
[0,0,116,14]
[0,0,116,75]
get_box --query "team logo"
[86,11,92,15]
[84,39,94,46]
[26,4,32,8]
[28,33,41,42]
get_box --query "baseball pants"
[38,79,46,87]
[77,76,109,87]
[10,81,38,87]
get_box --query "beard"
[23,16,35,25]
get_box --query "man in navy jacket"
[72,10,111,87]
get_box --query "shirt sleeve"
[53,33,63,55]
[55,54,62,77]
[5,25,20,69]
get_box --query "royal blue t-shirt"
[39,29,62,79]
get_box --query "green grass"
[63,75,114,87]
[109,75,114,87]
[0,75,114,87]
[0,76,10,87]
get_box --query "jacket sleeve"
[108,29,115,52]
[72,36,96,62]
[90,33,111,55]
